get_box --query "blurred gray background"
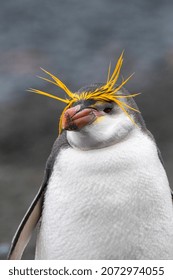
[0,0,173,259]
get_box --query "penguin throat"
[66,114,135,150]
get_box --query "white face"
[66,102,136,150]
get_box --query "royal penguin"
[8,53,173,260]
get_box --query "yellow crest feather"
[28,52,140,134]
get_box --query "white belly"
[35,129,173,259]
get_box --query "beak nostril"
[74,105,81,112]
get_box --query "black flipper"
[7,131,69,259]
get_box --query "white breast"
[35,129,173,259]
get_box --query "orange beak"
[62,105,101,131]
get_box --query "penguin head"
[28,52,145,149]
[61,85,143,150]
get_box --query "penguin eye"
[103,107,113,113]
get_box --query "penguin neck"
[66,122,137,151]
